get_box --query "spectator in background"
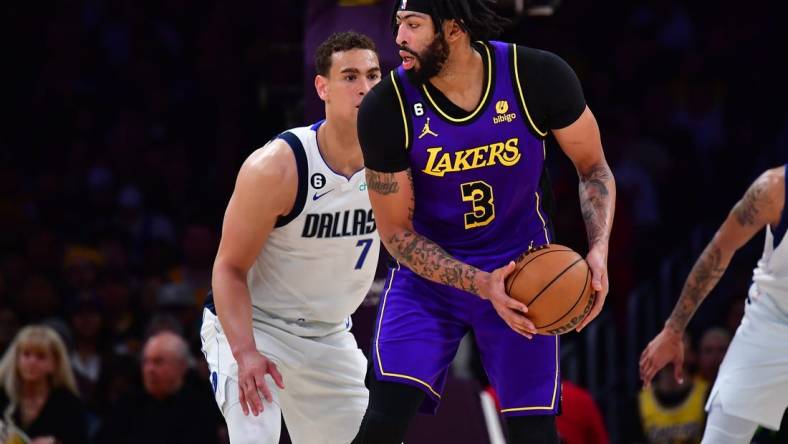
[168,224,216,306]
[0,325,88,444]
[626,335,707,444]
[155,282,200,338]
[637,364,708,444]
[61,245,103,301]
[556,380,610,444]
[95,331,220,444]
[696,327,730,386]
[68,299,105,411]
[96,271,142,356]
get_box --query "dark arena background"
[1,0,787,443]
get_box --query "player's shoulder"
[754,165,785,198]
[239,130,311,188]
[512,44,573,72]
[761,165,785,205]
[762,164,786,183]
[737,165,786,225]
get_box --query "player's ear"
[315,75,329,101]
[444,19,465,42]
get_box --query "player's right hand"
[482,261,538,339]
[236,349,285,416]
[639,326,684,387]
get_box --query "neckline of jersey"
[311,119,365,182]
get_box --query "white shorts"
[706,292,788,430]
[200,308,368,444]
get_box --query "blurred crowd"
[1,0,787,443]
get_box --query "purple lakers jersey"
[394,41,550,271]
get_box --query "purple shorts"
[372,264,561,417]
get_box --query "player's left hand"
[576,245,608,332]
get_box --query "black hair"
[314,31,377,77]
[391,0,510,41]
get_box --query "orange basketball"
[504,244,595,335]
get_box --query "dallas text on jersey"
[301,209,376,239]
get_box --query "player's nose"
[395,24,408,48]
[359,79,375,95]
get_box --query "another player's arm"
[212,140,293,415]
[365,167,536,337]
[639,168,784,385]
[553,106,616,331]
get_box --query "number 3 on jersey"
[461,181,495,229]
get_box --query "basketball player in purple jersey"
[352,1,616,442]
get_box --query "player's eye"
[368,73,380,80]
[345,75,357,81]
[408,23,419,29]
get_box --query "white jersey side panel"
[751,226,788,314]
[247,123,380,329]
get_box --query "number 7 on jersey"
[354,238,373,269]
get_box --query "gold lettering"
[423,140,521,177]
[469,146,489,169]
[422,147,444,176]
[488,142,506,166]
[500,138,521,166]
[434,152,453,175]
[453,149,475,171]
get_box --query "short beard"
[402,33,450,84]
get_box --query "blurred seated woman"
[0,325,88,444]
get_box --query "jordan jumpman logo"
[418,117,439,139]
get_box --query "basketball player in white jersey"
[640,165,788,443]
[200,32,381,444]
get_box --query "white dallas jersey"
[248,122,380,332]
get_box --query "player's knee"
[224,400,281,444]
[701,401,759,444]
[352,408,410,444]
[353,377,425,444]
[506,414,559,444]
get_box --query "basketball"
[504,244,596,335]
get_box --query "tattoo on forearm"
[732,180,766,226]
[579,163,615,246]
[388,230,481,296]
[366,170,400,195]
[668,245,728,331]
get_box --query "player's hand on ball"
[576,246,609,332]
[639,326,684,387]
[481,261,538,339]
[236,349,285,416]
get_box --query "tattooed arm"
[365,167,537,337]
[554,106,617,331]
[639,167,784,385]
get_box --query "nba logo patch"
[400,0,407,9]
[211,371,218,394]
